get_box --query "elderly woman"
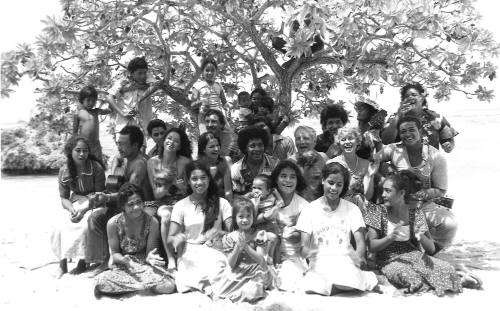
[94,183,175,297]
[289,125,329,163]
[296,162,379,295]
[270,160,310,292]
[231,125,279,195]
[374,115,457,251]
[147,127,192,266]
[327,127,377,206]
[381,82,458,153]
[51,136,107,278]
[167,160,233,293]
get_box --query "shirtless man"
[73,85,112,161]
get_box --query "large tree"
[2,0,498,134]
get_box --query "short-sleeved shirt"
[231,154,278,195]
[109,79,153,134]
[58,160,105,199]
[296,197,365,257]
[276,193,308,259]
[383,109,458,150]
[376,142,447,191]
[191,81,226,113]
[170,196,232,244]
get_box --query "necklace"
[189,195,205,209]
[343,154,359,175]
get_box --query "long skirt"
[94,255,175,295]
[276,257,308,293]
[301,254,378,295]
[381,250,462,296]
[51,196,102,260]
[175,243,228,294]
[211,262,273,303]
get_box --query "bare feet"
[69,259,87,275]
[86,262,108,278]
[55,259,68,279]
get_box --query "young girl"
[211,196,274,303]
[295,162,379,295]
[190,57,228,134]
[197,132,233,202]
[245,174,283,264]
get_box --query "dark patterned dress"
[211,230,274,302]
[94,212,174,295]
[364,204,462,296]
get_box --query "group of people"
[50,55,482,303]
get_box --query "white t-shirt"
[276,193,309,259]
[170,196,232,244]
[296,197,365,257]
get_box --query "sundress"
[364,203,462,296]
[211,231,274,302]
[94,212,174,295]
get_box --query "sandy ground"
[1,101,500,310]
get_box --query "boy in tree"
[73,85,112,161]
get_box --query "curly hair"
[237,125,269,154]
[385,170,423,203]
[400,82,428,106]
[117,183,145,211]
[231,195,257,231]
[119,125,144,150]
[204,109,226,128]
[78,85,98,104]
[159,127,193,159]
[63,136,105,187]
[270,160,307,193]
[322,162,351,198]
[127,56,148,73]
[185,160,221,233]
[397,115,423,141]
[337,126,362,146]
[320,104,349,127]
[146,119,167,136]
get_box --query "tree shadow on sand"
[436,240,500,271]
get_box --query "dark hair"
[320,104,349,127]
[397,115,422,140]
[296,150,325,169]
[385,170,423,203]
[204,109,226,128]
[249,115,273,131]
[322,162,350,198]
[354,101,378,117]
[259,96,275,114]
[271,160,307,193]
[64,136,105,186]
[238,91,250,100]
[231,195,257,231]
[237,125,269,153]
[119,125,144,150]
[400,82,428,107]
[201,57,218,71]
[253,174,272,190]
[117,183,144,211]
[250,87,267,99]
[185,160,220,233]
[197,132,221,158]
[127,56,148,73]
[159,127,192,159]
[78,85,98,104]
[146,119,167,136]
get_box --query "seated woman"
[295,150,325,202]
[270,160,309,292]
[381,82,458,153]
[326,127,377,209]
[231,125,279,195]
[296,162,379,295]
[289,125,329,163]
[146,127,192,265]
[374,115,457,251]
[365,171,480,296]
[51,136,107,278]
[94,183,175,297]
[197,132,233,202]
[211,196,274,303]
[167,160,233,294]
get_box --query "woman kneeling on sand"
[94,183,175,297]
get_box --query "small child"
[190,57,228,134]
[236,91,252,131]
[73,85,112,161]
[211,196,274,303]
[245,174,283,265]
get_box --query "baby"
[245,174,283,265]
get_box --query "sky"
[1,0,499,127]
